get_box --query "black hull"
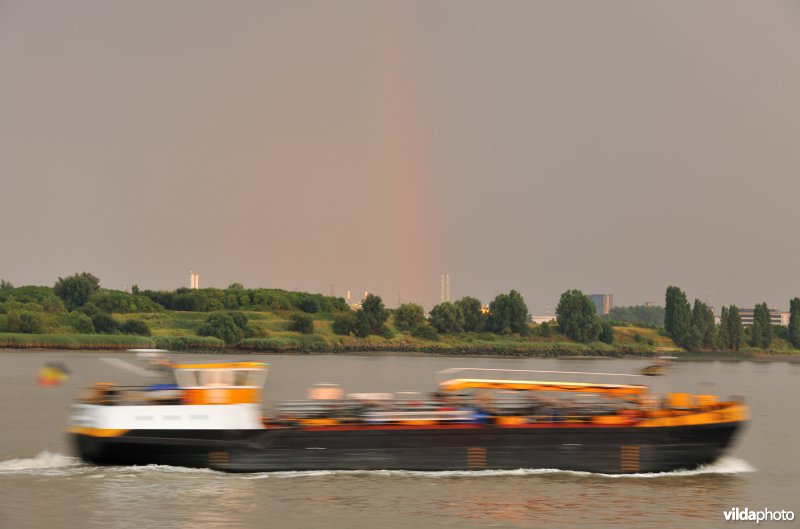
[72,421,744,474]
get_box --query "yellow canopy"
[439,378,647,396]
[173,361,268,370]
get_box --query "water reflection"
[90,471,260,529]
[430,473,750,528]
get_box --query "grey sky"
[1,1,799,312]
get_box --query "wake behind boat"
[68,357,748,474]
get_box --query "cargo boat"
[69,359,748,474]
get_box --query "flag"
[38,362,70,386]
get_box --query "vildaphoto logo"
[723,507,795,523]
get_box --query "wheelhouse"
[172,361,269,405]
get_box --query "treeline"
[328,291,533,341]
[328,289,614,346]
[0,273,349,337]
[140,284,348,313]
[664,285,800,351]
[0,273,154,336]
[604,305,665,327]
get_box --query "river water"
[1,351,797,529]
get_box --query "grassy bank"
[0,333,152,350]
[2,309,798,360]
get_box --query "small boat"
[68,361,748,474]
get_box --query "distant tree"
[197,312,247,345]
[605,305,665,326]
[750,303,773,348]
[556,289,601,343]
[20,312,43,333]
[41,294,66,314]
[120,319,151,336]
[53,272,101,310]
[296,295,321,314]
[77,303,103,319]
[377,323,394,339]
[353,311,369,338]
[411,324,439,341]
[131,284,140,295]
[89,290,164,313]
[393,303,426,332]
[3,311,21,332]
[0,279,13,290]
[728,305,743,351]
[352,294,390,337]
[288,313,314,334]
[227,283,244,290]
[690,299,716,351]
[332,312,357,336]
[717,306,731,350]
[664,286,692,347]
[789,297,800,348]
[4,311,43,333]
[455,296,485,332]
[487,290,529,335]
[538,321,552,338]
[92,314,119,334]
[428,302,465,334]
[68,311,95,334]
[599,320,614,344]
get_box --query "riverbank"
[2,331,798,361]
[2,308,798,360]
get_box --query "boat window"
[247,370,267,388]
[201,369,234,387]
[234,370,249,386]
[175,370,199,388]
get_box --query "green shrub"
[296,296,321,314]
[332,312,357,335]
[92,314,119,334]
[41,294,66,314]
[152,335,225,350]
[120,319,151,336]
[68,312,95,333]
[538,322,552,337]
[53,272,100,309]
[393,304,426,331]
[197,312,249,345]
[599,321,614,344]
[411,324,439,341]
[288,313,314,334]
[89,290,163,313]
[5,311,43,333]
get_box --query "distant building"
[737,308,789,326]
[589,293,613,315]
[532,315,557,324]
